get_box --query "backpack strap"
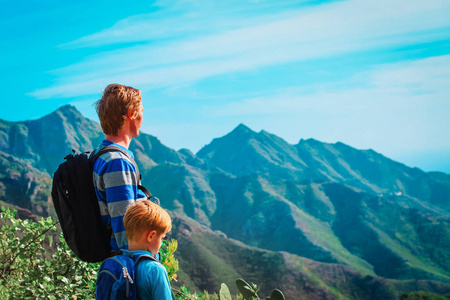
[121,250,158,263]
[121,250,176,300]
[121,250,158,277]
[90,145,153,200]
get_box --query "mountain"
[197,124,308,179]
[1,105,450,298]
[0,151,52,216]
[193,121,450,281]
[171,212,450,299]
[0,105,104,175]
[198,125,449,213]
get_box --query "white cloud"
[29,0,450,99]
[61,0,303,49]
[204,54,450,153]
[207,54,450,114]
[370,55,450,94]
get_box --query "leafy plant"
[234,278,284,300]
[219,283,232,300]
[0,207,181,299]
[0,207,285,300]
[160,238,179,282]
[0,207,98,299]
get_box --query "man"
[92,83,147,253]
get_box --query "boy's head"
[124,200,172,254]
[95,83,142,136]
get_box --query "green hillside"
[1,105,450,298]
[171,212,450,300]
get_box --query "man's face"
[130,102,144,138]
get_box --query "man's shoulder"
[96,150,131,163]
[93,144,135,169]
[94,141,134,161]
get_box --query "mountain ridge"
[1,105,450,298]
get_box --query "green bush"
[0,207,180,299]
[0,207,97,299]
[0,207,283,300]
[399,291,450,300]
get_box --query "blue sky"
[1,0,450,173]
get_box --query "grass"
[368,223,450,282]
[289,202,376,275]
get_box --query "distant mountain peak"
[229,123,255,136]
[298,138,322,145]
[203,123,258,146]
[236,123,250,130]
[38,104,83,123]
[55,104,82,116]
[58,104,77,111]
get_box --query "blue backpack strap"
[121,249,158,263]
[132,252,158,265]
[96,253,138,300]
[127,251,177,300]
[110,256,134,285]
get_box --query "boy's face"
[147,231,168,255]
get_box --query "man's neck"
[104,117,137,149]
[105,134,132,149]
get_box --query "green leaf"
[219,283,232,300]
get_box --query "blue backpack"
[95,250,158,300]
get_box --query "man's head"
[124,200,172,254]
[95,84,142,136]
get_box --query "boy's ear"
[146,230,157,242]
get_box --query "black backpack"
[51,145,153,263]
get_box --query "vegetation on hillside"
[1,106,450,298]
[0,207,180,299]
[0,207,285,300]
[399,291,450,299]
[0,207,96,299]
[3,205,450,300]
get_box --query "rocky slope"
[1,105,449,298]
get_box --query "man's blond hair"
[95,84,142,136]
[124,200,172,241]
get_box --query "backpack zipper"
[123,267,134,285]
[110,256,134,298]
[123,266,133,297]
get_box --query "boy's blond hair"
[124,200,172,241]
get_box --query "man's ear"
[127,109,135,120]
[146,230,157,242]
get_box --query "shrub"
[0,207,284,300]
[0,207,179,299]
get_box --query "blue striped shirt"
[92,140,146,252]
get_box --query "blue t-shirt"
[130,250,173,300]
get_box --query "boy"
[123,200,174,299]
